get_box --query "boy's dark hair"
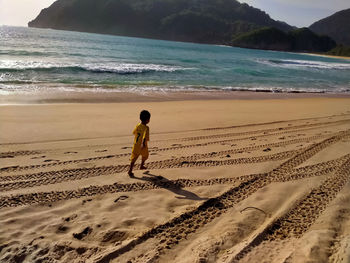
[140,110,151,122]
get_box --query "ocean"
[1,26,350,96]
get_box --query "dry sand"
[303,53,350,61]
[1,97,350,263]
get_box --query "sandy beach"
[1,96,350,263]
[303,52,350,61]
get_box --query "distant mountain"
[309,9,350,45]
[232,27,336,52]
[28,0,293,44]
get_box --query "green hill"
[327,45,350,57]
[232,27,336,52]
[290,28,337,52]
[28,0,293,44]
[232,27,292,51]
[309,9,350,46]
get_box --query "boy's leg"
[140,158,147,169]
[128,160,136,176]
[128,152,139,176]
[140,147,149,170]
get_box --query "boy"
[128,110,151,177]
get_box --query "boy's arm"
[142,127,150,147]
[145,127,150,142]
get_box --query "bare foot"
[128,171,134,177]
[140,165,147,170]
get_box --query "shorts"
[130,146,149,162]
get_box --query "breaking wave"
[258,59,350,70]
[0,61,188,74]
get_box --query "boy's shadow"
[131,171,208,201]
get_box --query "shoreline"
[2,90,350,105]
[302,52,350,60]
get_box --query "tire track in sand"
[0,158,343,208]
[91,130,350,263]
[0,131,332,177]
[178,118,350,142]
[230,157,350,263]
[2,150,349,193]
[201,114,350,132]
[0,150,297,191]
[0,130,348,208]
[1,118,348,173]
[4,130,326,182]
[0,150,42,159]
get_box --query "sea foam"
[258,59,350,70]
[0,60,187,74]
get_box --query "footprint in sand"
[121,147,131,150]
[95,150,107,152]
[1,155,14,158]
[101,230,126,243]
[82,199,93,205]
[64,214,78,222]
[56,225,69,233]
[171,144,182,147]
[263,148,272,152]
[43,159,59,162]
[114,195,129,203]
[150,153,158,155]
[31,155,46,159]
[73,226,93,240]
[0,165,19,171]
[64,151,77,154]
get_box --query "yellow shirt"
[132,123,149,151]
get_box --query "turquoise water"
[1,26,350,94]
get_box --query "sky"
[0,0,55,27]
[238,0,349,27]
[0,0,349,28]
